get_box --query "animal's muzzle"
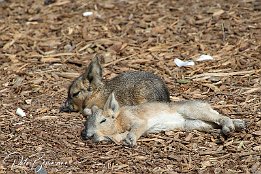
[81,128,95,140]
[60,100,73,113]
[81,129,89,140]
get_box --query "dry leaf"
[135,156,147,160]
[56,72,80,79]
[213,9,225,17]
[201,161,212,169]
[185,133,193,141]
[202,83,220,92]
[152,26,166,34]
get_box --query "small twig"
[65,59,84,67]
[104,53,144,67]
[35,116,59,120]
[55,72,80,79]
[190,69,260,80]
[199,150,226,155]
[42,53,76,57]
[212,104,238,108]
[138,138,163,142]
[227,112,248,115]
[26,53,75,58]
[221,22,226,42]
[237,151,259,157]
[242,87,261,94]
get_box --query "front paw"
[107,132,129,145]
[83,108,92,116]
[124,132,137,147]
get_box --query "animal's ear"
[83,55,103,87]
[104,92,119,117]
[91,106,99,114]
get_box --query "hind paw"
[233,119,246,131]
[220,117,235,135]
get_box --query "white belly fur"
[147,112,185,133]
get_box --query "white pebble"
[25,99,32,105]
[197,54,214,61]
[82,11,93,17]
[174,58,195,67]
[16,108,26,117]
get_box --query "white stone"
[197,54,214,61]
[16,108,26,117]
[83,11,93,17]
[174,58,195,67]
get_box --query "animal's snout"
[81,128,94,140]
[81,129,88,140]
[60,100,73,113]
[86,132,95,139]
[82,128,107,143]
[92,134,103,143]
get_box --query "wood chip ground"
[0,0,260,173]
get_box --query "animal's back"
[104,71,170,105]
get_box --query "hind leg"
[184,119,221,133]
[176,101,240,135]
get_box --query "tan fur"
[60,56,170,113]
[83,93,246,147]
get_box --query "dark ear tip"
[93,54,105,64]
[93,54,100,62]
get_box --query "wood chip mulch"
[0,0,260,173]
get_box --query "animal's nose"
[60,106,68,112]
[86,132,94,139]
[60,101,72,113]
[60,106,70,113]
[81,129,94,140]
[81,129,88,140]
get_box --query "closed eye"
[100,118,106,124]
[72,91,80,97]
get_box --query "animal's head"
[60,56,103,113]
[82,92,120,142]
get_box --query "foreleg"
[124,120,148,147]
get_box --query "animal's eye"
[100,118,106,124]
[72,91,80,97]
